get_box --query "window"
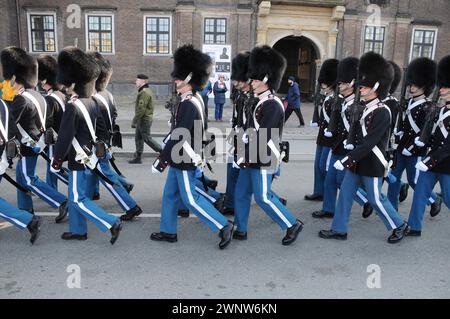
[410,28,437,60]
[363,26,385,55]
[28,13,57,52]
[204,18,226,44]
[144,16,171,55]
[86,14,114,54]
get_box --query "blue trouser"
[178,178,221,211]
[225,162,240,208]
[16,156,67,210]
[387,154,437,210]
[160,167,228,234]
[332,170,404,233]
[234,168,298,233]
[68,169,118,235]
[92,158,137,212]
[46,145,69,190]
[408,171,450,231]
[312,145,331,196]
[323,154,368,213]
[0,178,33,229]
[215,103,224,120]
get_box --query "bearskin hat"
[37,55,58,89]
[171,44,212,91]
[388,61,402,94]
[437,55,450,88]
[336,57,359,85]
[1,46,38,88]
[318,59,338,88]
[231,51,250,82]
[358,52,393,100]
[57,47,100,98]
[247,45,287,91]
[87,51,112,92]
[406,57,437,96]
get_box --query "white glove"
[415,161,428,172]
[49,159,61,174]
[402,148,412,157]
[324,129,333,137]
[394,129,404,138]
[414,136,425,147]
[242,133,249,144]
[334,160,344,171]
[344,143,354,151]
[310,120,318,128]
[232,161,241,169]
[151,165,161,174]
[192,154,203,167]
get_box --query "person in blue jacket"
[284,75,305,127]
[213,75,227,121]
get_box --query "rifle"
[416,86,441,147]
[394,67,408,143]
[326,89,343,135]
[311,83,322,125]
[346,78,363,149]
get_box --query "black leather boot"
[55,200,69,223]
[150,232,178,243]
[120,205,142,221]
[387,222,408,244]
[219,221,234,249]
[282,219,304,245]
[27,215,42,245]
[362,202,373,219]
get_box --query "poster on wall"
[202,44,232,99]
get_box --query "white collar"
[181,91,193,101]
[344,93,355,103]
[256,89,272,100]
[365,98,380,109]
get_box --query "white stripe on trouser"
[356,190,368,204]
[414,157,422,185]
[182,171,223,230]
[97,164,131,211]
[372,177,397,229]
[0,212,27,228]
[261,170,293,228]
[195,186,217,203]
[325,150,332,172]
[21,157,60,207]
[72,171,112,229]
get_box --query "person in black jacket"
[37,55,69,192]
[50,47,122,244]
[406,55,450,236]
[88,51,142,222]
[319,52,408,244]
[387,58,441,215]
[1,47,68,219]
[305,59,339,201]
[150,44,233,250]
[233,45,303,245]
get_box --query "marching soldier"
[37,55,69,193]
[0,97,41,244]
[305,59,339,201]
[50,47,122,244]
[406,55,450,236]
[233,45,303,245]
[88,51,142,222]
[312,57,373,219]
[387,58,441,215]
[319,52,408,243]
[0,47,68,219]
[150,44,233,249]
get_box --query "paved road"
[0,158,449,299]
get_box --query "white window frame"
[203,17,228,45]
[26,10,58,53]
[85,12,115,55]
[361,24,387,56]
[143,14,173,56]
[409,26,438,61]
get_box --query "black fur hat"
[37,55,58,89]
[336,57,358,85]
[388,61,402,94]
[437,55,450,88]
[171,44,212,91]
[318,59,338,88]
[358,52,393,100]
[247,45,287,91]
[231,51,250,82]
[406,57,437,96]
[87,51,112,92]
[1,46,38,88]
[57,47,100,98]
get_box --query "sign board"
[202,44,232,99]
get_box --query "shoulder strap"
[72,99,97,141]
[22,91,46,131]
[0,99,8,142]
[190,95,206,141]
[94,93,113,128]
[48,92,66,112]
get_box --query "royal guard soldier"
[406,55,450,237]
[0,97,41,244]
[319,52,408,243]
[312,57,373,219]
[87,51,142,222]
[50,47,122,244]
[387,58,441,216]
[150,44,233,249]
[233,45,303,245]
[0,47,68,219]
[305,59,339,202]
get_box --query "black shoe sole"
[150,234,178,243]
[110,223,123,245]
[318,232,347,240]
